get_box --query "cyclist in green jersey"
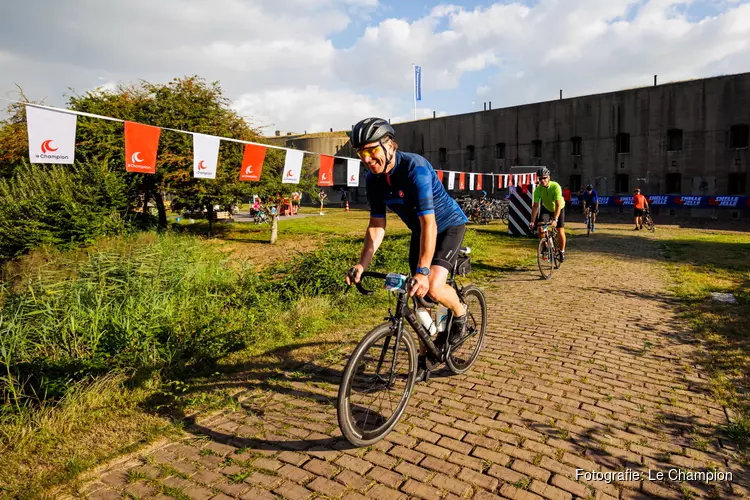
[529,167,567,262]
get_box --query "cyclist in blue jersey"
[581,185,599,232]
[345,117,470,381]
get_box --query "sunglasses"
[356,145,382,159]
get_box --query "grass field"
[1,209,749,496]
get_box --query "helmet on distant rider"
[536,167,550,178]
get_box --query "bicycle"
[642,210,655,232]
[534,221,562,279]
[583,206,596,236]
[337,248,487,447]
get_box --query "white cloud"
[233,85,399,135]
[1,0,750,136]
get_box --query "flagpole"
[412,63,417,121]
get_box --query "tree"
[67,76,266,229]
[0,75,319,242]
[0,87,36,178]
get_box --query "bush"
[0,231,414,412]
[0,161,130,260]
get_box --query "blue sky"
[1,0,749,134]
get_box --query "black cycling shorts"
[409,224,466,274]
[535,206,565,228]
[634,208,645,217]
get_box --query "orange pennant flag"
[125,121,161,174]
[319,155,334,186]
[476,174,483,190]
[240,144,267,181]
[458,173,466,190]
[437,170,444,182]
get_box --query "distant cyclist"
[581,185,599,232]
[529,167,567,262]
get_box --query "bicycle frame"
[538,222,558,265]
[351,272,461,367]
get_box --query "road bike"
[337,248,487,447]
[535,221,562,279]
[642,210,655,232]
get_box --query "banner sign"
[569,195,750,208]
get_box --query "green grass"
[0,210,534,497]
[658,227,750,452]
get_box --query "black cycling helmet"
[350,117,395,149]
[536,167,550,177]
[586,184,593,190]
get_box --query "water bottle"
[436,305,448,333]
[416,307,437,336]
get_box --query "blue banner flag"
[414,65,422,101]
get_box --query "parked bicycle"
[642,209,656,232]
[337,248,487,447]
[535,221,562,279]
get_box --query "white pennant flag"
[447,171,455,190]
[469,173,475,191]
[193,133,219,179]
[26,105,77,164]
[282,149,304,184]
[347,159,360,187]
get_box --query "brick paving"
[76,226,747,498]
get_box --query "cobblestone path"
[76,225,747,499]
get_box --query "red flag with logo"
[239,143,267,181]
[437,170,444,182]
[125,121,161,174]
[318,155,334,186]
[476,174,483,190]
[458,173,466,190]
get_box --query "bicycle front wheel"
[337,323,418,447]
[537,237,554,279]
[644,217,655,232]
[447,285,487,374]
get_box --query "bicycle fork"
[375,296,444,383]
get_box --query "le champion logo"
[198,160,207,170]
[41,140,58,153]
[131,152,143,163]
[36,139,69,160]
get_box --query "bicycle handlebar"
[346,268,435,308]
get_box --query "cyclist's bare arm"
[553,200,564,222]
[530,202,540,227]
[416,213,437,272]
[350,217,386,284]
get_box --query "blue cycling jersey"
[582,190,599,204]
[366,151,468,233]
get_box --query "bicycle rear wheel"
[337,323,417,447]
[447,285,487,374]
[644,216,655,232]
[537,237,554,279]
